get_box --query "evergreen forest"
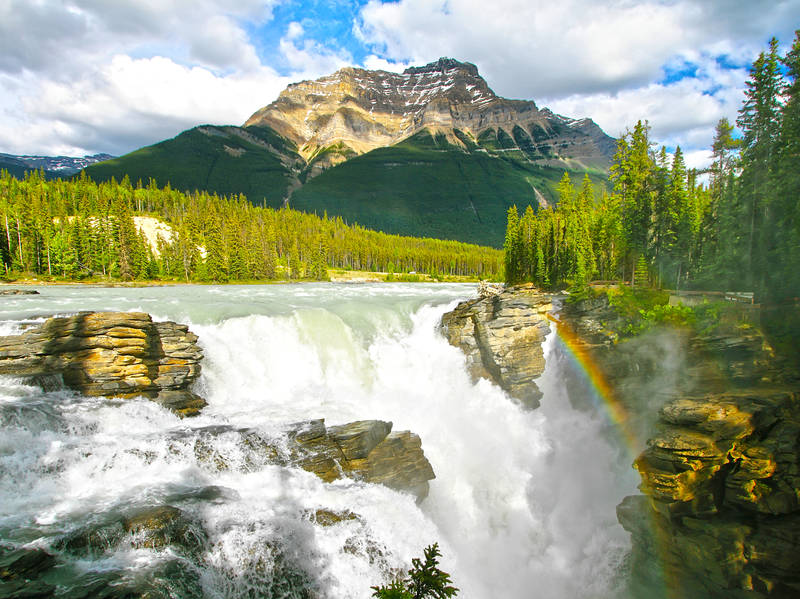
[504,33,800,302]
[0,171,502,283]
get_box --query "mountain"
[246,57,614,176]
[85,126,301,206]
[0,153,113,178]
[85,58,616,246]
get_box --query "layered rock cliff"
[441,286,800,597]
[440,284,552,408]
[0,311,206,417]
[245,57,615,173]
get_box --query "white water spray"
[0,284,637,598]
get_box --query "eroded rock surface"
[194,419,435,501]
[559,293,800,598]
[618,389,800,598]
[0,311,205,416]
[441,284,552,407]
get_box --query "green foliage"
[292,130,607,248]
[0,170,502,282]
[372,544,458,599]
[500,31,800,302]
[85,125,299,208]
[605,287,692,336]
[633,255,649,287]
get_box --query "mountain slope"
[83,58,616,246]
[86,126,301,207]
[0,153,113,178]
[291,130,607,246]
[246,57,615,174]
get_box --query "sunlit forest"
[504,34,800,302]
[0,171,502,283]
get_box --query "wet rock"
[122,505,205,552]
[620,388,800,596]
[0,545,56,581]
[0,311,205,416]
[0,579,56,599]
[56,522,125,557]
[328,420,392,460]
[309,509,360,526]
[182,419,436,501]
[441,284,552,408]
[0,289,38,295]
[290,419,436,501]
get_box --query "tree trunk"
[16,218,23,268]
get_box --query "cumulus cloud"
[0,0,798,162]
[356,0,800,165]
[0,54,290,156]
[0,0,296,155]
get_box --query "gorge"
[1,282,797,598]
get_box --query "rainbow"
[546,312,681,599]
[545,312,639,452]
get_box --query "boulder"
[441,284,552,408]
[186,419,435,501]
[0,312,205,416]
[290,419,436,501]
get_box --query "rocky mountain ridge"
[0,152,113,177]
[245,57,614,174]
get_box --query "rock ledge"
[0,311,205,416]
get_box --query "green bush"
[372,544,458,599]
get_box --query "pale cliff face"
[244,58,614,170]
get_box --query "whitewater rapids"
[0,283,637,598]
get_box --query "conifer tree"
[503,205,521,284]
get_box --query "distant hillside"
[0,153,113,178]
[84,58,615,247]
[85,126,300,207]
[292,130,607,247]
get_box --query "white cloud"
[0,0,295,155]
[286,21,304,40]
[0,0,798,161]
[0,55,290,156]
[360,55,410,73]
[278,35,352,79]
[356,0,800,166]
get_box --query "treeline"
[0,172,502,282]
[505,32,800,301]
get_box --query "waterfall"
[0,284,637,598]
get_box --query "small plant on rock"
[372,543,458,599]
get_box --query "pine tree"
[204,219,227,283]
[503,205,521,284]
[770,30,800,299]
[737,37,783,293]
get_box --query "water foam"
[0,285,636,598]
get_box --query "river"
[0,283,638,598]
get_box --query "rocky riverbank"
[442,286,800,598]
[0,311,435,498]
[0,311,206,417]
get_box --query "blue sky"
[1,0,798,168]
